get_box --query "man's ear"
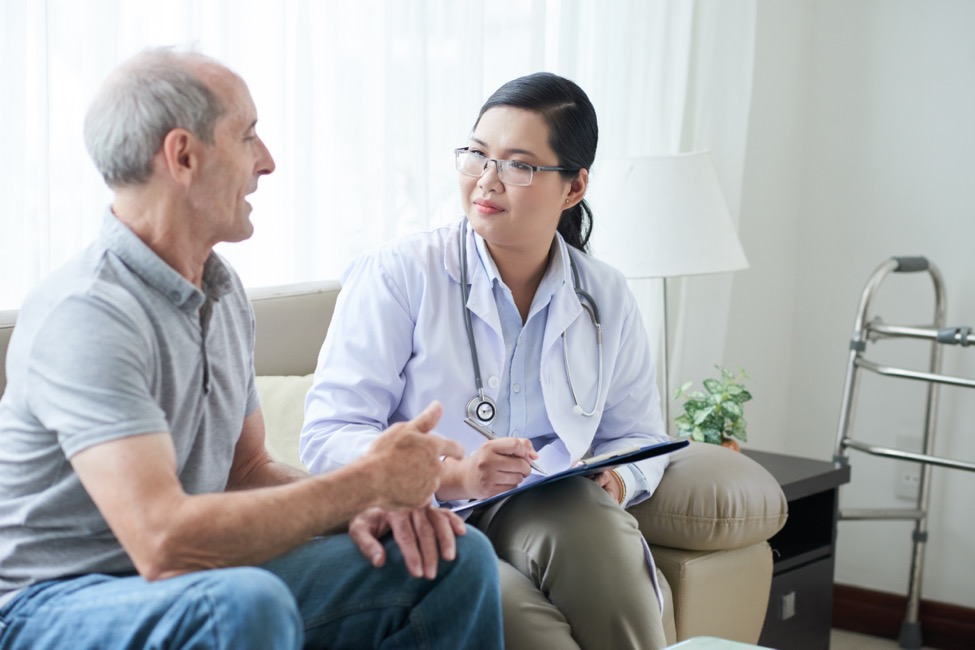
[159,128,198,186]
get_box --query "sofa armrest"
[628,442,787,551]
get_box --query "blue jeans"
[0,527,501,649]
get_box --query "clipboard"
[450,438,689,514]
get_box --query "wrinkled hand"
[440,437,538,500]
[590,469,623,505]
[348,506,467,579]
[367,402,463,510]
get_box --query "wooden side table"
[742,449,851,650]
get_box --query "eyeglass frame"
[454,147,577,186]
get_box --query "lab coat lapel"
[443,219,503,338]
[542,244,584,354]
[542,243,594,462]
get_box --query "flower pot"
[721,437,741,452]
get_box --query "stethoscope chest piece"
[467,393,496,425]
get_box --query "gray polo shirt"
[0,211,259,600]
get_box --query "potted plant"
[673,366,751,451]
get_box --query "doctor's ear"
[564,168,589,208]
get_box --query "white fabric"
[300,219,670,508]
[1,0,757,418]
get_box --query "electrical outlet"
[894,461,921,500]
[894,434,922,501]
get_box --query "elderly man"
[0,48,501,649]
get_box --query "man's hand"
[438,437,537,501]
[348,506,467,579]
[366,402,464,510]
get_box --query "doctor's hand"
[437,438,538,501]
[367,401,464,510]
[348,506,467,580]
[590,469,625,505]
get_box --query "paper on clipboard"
[450,438,689,514]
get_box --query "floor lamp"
[587,151,749,433]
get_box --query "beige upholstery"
[632,442,787,551]
[0,281,788,646]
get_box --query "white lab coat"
[301,218,670,506]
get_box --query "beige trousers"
[471,477,668,650]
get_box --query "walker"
[833,256,975,649]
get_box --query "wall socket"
[894,434,922,501]
[894,460,921,500]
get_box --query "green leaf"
[701,429,722,444]
[703,378,722,395]
[693,406,714,425]
[723,402,742,418]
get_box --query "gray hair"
[83,47,226,188]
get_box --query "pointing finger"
[410,401,443,434]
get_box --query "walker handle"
[892,256,929,273]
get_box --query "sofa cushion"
[255,374,314,470]
[628,442,787,551]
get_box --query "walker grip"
[892,256,929,273]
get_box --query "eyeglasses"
[454,147,574,187]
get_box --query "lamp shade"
[587,152,748,279]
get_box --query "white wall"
[729,0,975,609]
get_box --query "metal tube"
[867,322,972,344]
[854,358,975,389]
[839,507,923,521]
[833,260,900,461]
[840,439,975,472]
[901,263,948,647]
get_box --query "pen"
[463,417,548,475]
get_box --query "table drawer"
[759,557,835,650]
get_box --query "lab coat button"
[513,384,521,393]
[488,376,500,389]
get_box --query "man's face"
[193,71,275,245]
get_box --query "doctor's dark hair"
[474,72,598,253]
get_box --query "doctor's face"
[460,107,580,257]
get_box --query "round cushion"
[628,441,788,551]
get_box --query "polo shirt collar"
[100,209,234,312]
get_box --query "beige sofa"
[0,281,787,646]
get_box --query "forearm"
[228,455,309,489]
[141,457,385,580]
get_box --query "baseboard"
[833,583,975,649]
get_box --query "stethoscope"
[459,219,604,433]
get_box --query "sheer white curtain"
[1,0,755,402]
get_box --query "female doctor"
[301,72,670,650]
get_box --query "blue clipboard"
[451,438,689,514]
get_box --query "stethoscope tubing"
[459,218,604,426]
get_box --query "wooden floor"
[830,629,936,650]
